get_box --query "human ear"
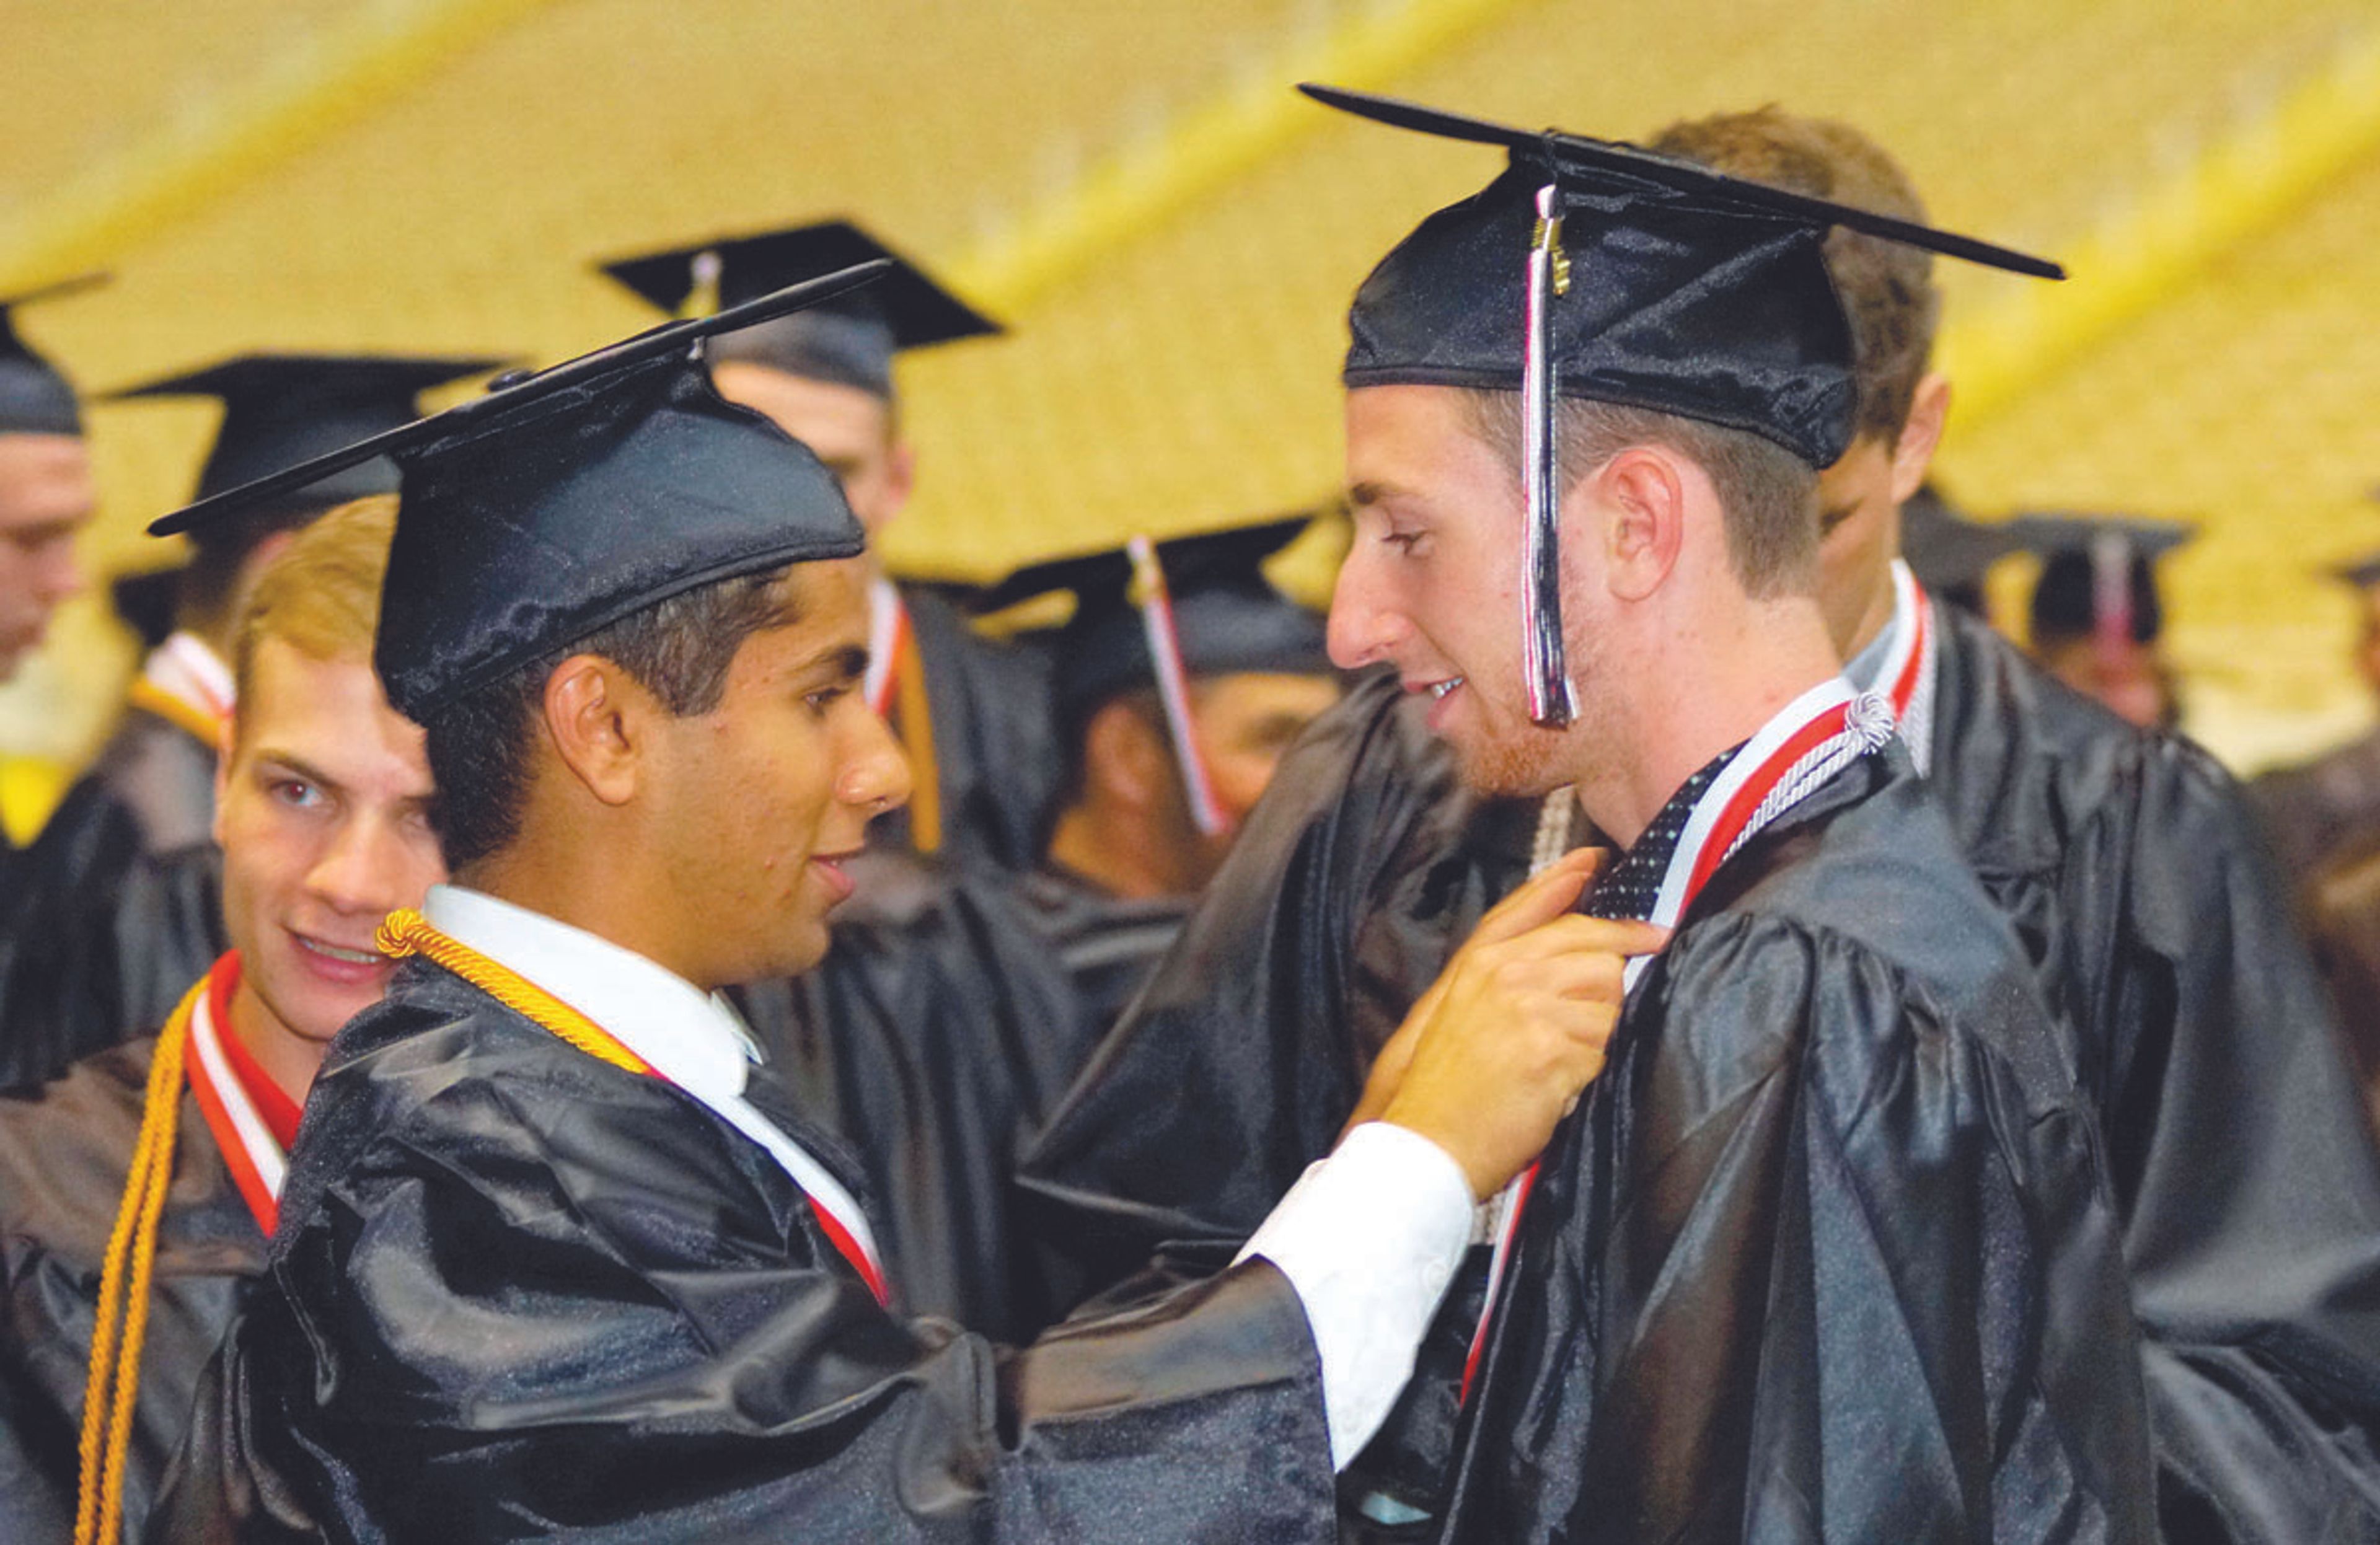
[1890,373,1950,503]
[1084,701,1170,814]
[882,438,917,519]
[1593,447,1686,602]
[542,655,643,808]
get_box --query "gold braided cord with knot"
[376,909,654,1077]
[73,973,203,1545]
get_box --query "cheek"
[1205,747,1277,821]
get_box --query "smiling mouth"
[294,935,384,966]
[1430,677,1464,700]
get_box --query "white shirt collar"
[421,884,761,1105]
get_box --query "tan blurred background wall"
[6,0,2379,800]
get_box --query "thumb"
[1466,846,1608,949]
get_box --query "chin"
[1450,728,1575,799]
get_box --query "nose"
[838,708,913,814]
[1326,547,1408,670]
[307,814,430,918]
[36,537,81,605]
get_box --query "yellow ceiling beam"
[0,0,565,291]
[948,0,1532,316]
[1940,20,2380,434]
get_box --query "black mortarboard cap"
[148,260,893,721]
[1900,484,2021,610]
[596,220,1000,399]
[981,515,1333,728]
[2333,551,2380,592]
[0,275,104,438]
[1305,84,2062,727]
[985,514,1333,839]
[2330,489,2380,589]
[2012,512,2193,644]
[110,565,184,649]
[111,354,506,524]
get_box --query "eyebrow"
[1346,480,1390,508]
[253,750,344,795]
[793,643,871,683]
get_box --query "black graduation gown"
[1922,602,2380,1539]
[2249,726,2380,886]
[1436,750,2153,1541]
[0,1036,268,1543]
[78,704,220,858]
[0,839,226,1089]
[1008,868,1194,1051]
[152,957,1336,1543]
[1021,669,1535,1257]
[872,586,1062,874]
[728,861,1111,1343]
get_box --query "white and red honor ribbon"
[1874,560,1938,775]
[129,631,236,746]
[863,576,909,721]
[1127,535,1229,837]
[1460,678,1897,1399]
[704,1084,888,1306]
[182,954,289,1236]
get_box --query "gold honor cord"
[74,975,203,1545]
[892,639,943,856]
[125,676,224,747]
[376,910,654,1077]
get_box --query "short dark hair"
[1457,390,1818,599]
[1648,107,1941,446]
[421,563,804,871]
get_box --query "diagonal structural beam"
[0,0,566,291]
[1939,20,2380,434]
[949,0,1532,316]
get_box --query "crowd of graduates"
[0,83,2374,1544]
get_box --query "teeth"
[298,936,383,966]
[1430,678,1463,700]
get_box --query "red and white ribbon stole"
[1874,560,1937,775]
[1461,679,1895,1398]
[863,577,909,721]
[1126,535,1229,837]
[182,954,289,1236]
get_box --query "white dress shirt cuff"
[1236,1120,1475,1470]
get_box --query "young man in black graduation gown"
[1655,112,2380,1539]
[149,274,1663,1543]
[1008,516,1344,1035]
[1031,98,2380,1540]
[0,279,100,894]
[0,498,441,1543]
[0,355,495,1089]
[599,221,1059,872]
[1028,87,2159,1539]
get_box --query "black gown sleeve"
[150,1005,1335,1543]
[1445,913,2156,1543]
[2102,742,2380,1538]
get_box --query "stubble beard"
[1449,627,1611,799]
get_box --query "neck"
[1834,565,1900,664]
[1577,591,1841,850]
[224,980,325,1109]
[1046,801,1194,900]
[467,824,707,989]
